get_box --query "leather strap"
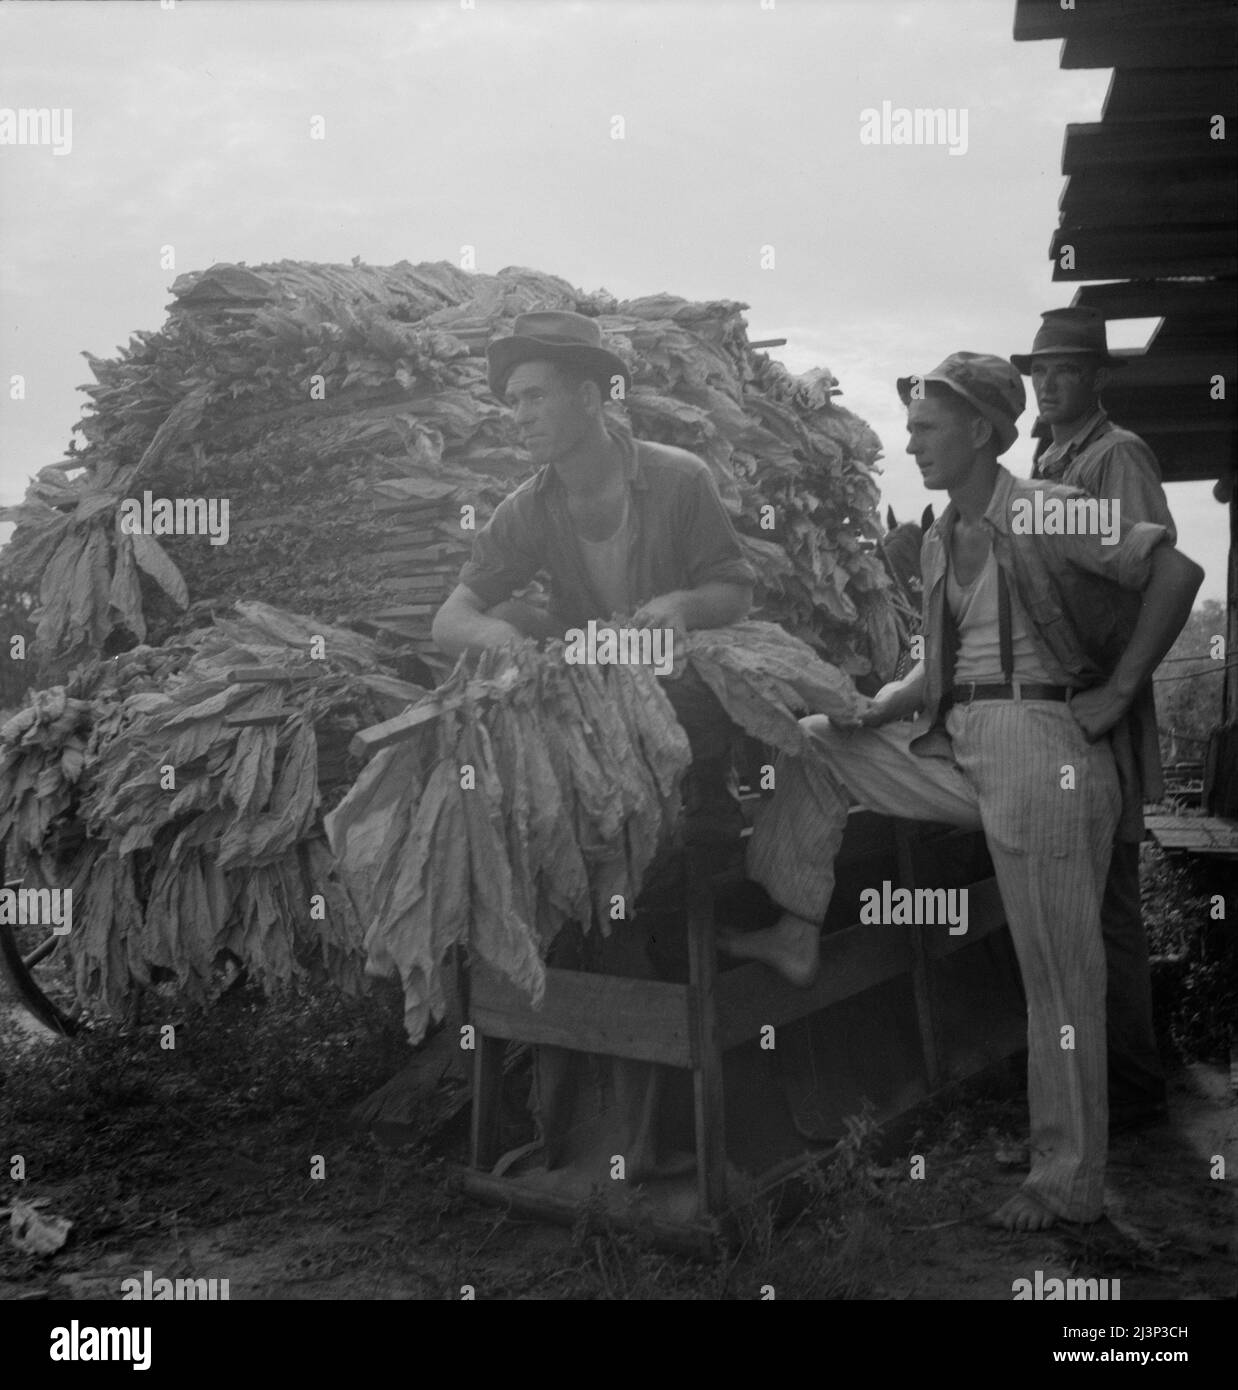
[997,562,1013,684]
[951,682,1071,703]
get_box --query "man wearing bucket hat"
[434,310,755,1179]
[728,351,1203,1231]
[1016,307,1176,1133]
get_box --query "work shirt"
[457,430,756,629]
[1033,408,1176,826]
[912,465,1172,842]
[1033,408,1176,542]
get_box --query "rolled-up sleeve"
[1064,518,1171,592]
[680,469,757,590]
[455,491,542,608]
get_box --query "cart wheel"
[0,857,79,1037]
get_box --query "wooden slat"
[716,922,912,1051]
[1062,27,1238,70]
[1102,68,1238,123]
[897,823,942,1091]
[1143,814,1238,857]
[469,1036,505,1171]
[373,495,459,517]
[1100,349,1238,387]
[1072,280,1238,320]
[349,697,461,756]
[1062,121,1229,175]
[686,851,727,1214]
[1050,226,1238,279]
[469,965,697,1067]
[1014,0,1235,42]
[924,877,1007,960]
[1060,175,1234,228]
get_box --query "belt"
[950,682,1072,704]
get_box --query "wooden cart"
[458,808,1027,1256]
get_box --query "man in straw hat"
[725,351,1202,1230]
[1016,306,1176,1134]
[434,310,755,1176]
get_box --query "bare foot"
[717,913,820,987]
[986,1189,1060,1232]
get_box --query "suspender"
[997,563,1014,684]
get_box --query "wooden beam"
[1050,226,1238,280]
[1062,26,1238,71]
[1145,435,1238,484]
[1102,68,1238,123]
[1062,121,1229,175]
[1014,0,1236,43]
[685,851,728,1215]
[469,965,698,1067]
[1060,174,1234,227]
[1103,349,1238,386]
[1072,280,1238,320]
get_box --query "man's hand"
[1068,684,1131,742]
[632,593,688,673]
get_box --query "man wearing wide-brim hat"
[433,309,756,1179]
[728,349,1204,1231]
[1016,306,1177,1135]
[434,310,753,655]
[433,310,754,773]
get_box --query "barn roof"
[1014,0,1238,484]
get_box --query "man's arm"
[631,581,752,658]
[431,583,525,658]
[1069,544,1203,741]
[837,660,925,729]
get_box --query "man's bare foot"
[986,1189,1060,1232]
[717,913,820,987]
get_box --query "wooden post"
[469,1034,505,1172]
[896,822,942,1091]
[685,849,727,1216]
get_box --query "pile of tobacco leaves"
[0,259,899,683]
[0,258,897,1025]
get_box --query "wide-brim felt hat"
[486,310,631,397]
[1011,306,1128,374]
[897,351,1025,455]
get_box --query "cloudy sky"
[0,0,1227,600]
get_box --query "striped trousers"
[747,701,1121,1222]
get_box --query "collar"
[1038,406,1108,469]
[934,464,1018,548]
[533,426,645,495]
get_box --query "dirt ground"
[1,967,1233,1303]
